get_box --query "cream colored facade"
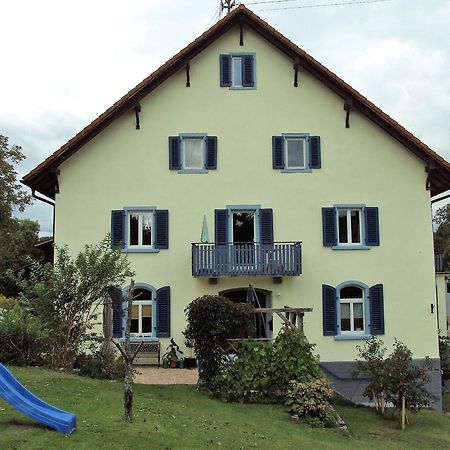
[55,26,439,363]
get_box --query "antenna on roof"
[221,0,236,14]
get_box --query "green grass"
[1,367,450,449]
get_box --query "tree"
[112,279,143,421]
[0,135,31,224]
[15,235,134,368]
[0,218,40,296]
[434,204,450,270]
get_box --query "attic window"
[220,54,255,89]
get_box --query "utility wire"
[247,0,393,11]
[206,2,222,30]
[245,0,310,4]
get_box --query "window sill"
[122,248,160,253]
[177,169,209,174]
[334,334,371,341]
[331,245,371,251]
[119,337,159,343]
[229,86,256,90]
[281,168,312,173]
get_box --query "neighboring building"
[22,6,450,408]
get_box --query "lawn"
[1,367,449,449]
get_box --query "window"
[111,284,171,339]
[322,282,385,338]
[285,137,307,169]
[272,135,321,171]
[169,135,217,171]
[130,288,153,337]
[128,211,153,248]
[322,205,379,248]
[337,209,362,245]
[182,136,204,170]
[111,208,169,251]
[220,54,255,88]
[339,286,365,334]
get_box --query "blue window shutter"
[369,284,384,335]
[322,285,337,336]
[259,209,274,244]
[156,286,170,337]
[111,288,123,338]
[242,55,254,87]
[155,210,169,249]
[215,209,228,244]
[272,136,284,169]
[365,207,380,246]
[111,210,124,249]
[206,136,217,169]
[322,207,337,247]
[220,55,231,87]
[169,136,181,170]
[369,284,385,335]
[310,136,321,169]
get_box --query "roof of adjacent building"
[22,4,450,198]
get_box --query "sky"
[2,0,450,235]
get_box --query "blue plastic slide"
[0,364,76,434]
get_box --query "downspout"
[32,189,55,240]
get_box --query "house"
[22,5,450,409]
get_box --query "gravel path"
[134,366,199,385]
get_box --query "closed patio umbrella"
[100,294,115,356]
[201,214,209,243]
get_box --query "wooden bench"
[129,342,161,368]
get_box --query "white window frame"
[284,137,307,170]
[231,55,243,88]
[339,297,365,335]
[125,208,155,250]
[180,134,206,170]
[130,300,153,337]
[336,208,363,246]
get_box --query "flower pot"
[162,359,169,369]
[178,358,185,369]
[169,357,178,368]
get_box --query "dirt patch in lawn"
[134,366,198,385]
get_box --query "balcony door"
[230,210,258,269]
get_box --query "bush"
[0,294,16,310]
[439,336,450,384]
[355,336,433,424]
[0,304,49,366]
[285,378,335,427]
[184,295,254,389]
[217,326,321,403]
[75,351,125,380]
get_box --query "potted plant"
[183,339,197,369]
[163,338,183,368]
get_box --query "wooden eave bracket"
[293,58,300,87]
[344,98,352,128]
[185,62,191,87]
[134,103,141,130]
[426,164,436,191]
[239,22,244,46]
[50,168,60,194]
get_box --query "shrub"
[0,304,49,366]
[383,339,432,414]
[184,295,253,389]
[75,351,125,380]
[354,336,387,413]
[217,326,321,403]
[439,336,450,385]
[285,378,335,426]
[0,294,16,310]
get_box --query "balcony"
[192,242,302,278]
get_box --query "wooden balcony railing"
[192,242,302,277]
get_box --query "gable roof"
[22,4,450,198]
